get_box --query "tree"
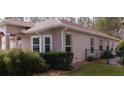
[94,17,124,37]
[77,17,92,27]
[117,40,124,50]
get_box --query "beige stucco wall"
[62,30,118,63]
[52,29,62,51]
[21,28,118,63]
[21,35,31,50]
[21,28,62,52]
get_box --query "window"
[32,36,40,52]
[90,38,94,53]
[90,38,94,47]
[43,35,52,52]
[99,40,103,51]
[65,33,72,52]
[106,41,109,50]
[112,41,114,49]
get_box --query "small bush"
[116,50,121,57]
[0,48,48,76]
[87,56,95,61]
[101,51,113,59]
[21,51,48,75]
[40,52,73,70]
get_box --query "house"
[0,18,119,63]
[0,19,34,49]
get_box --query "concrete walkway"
[109,57,122,67]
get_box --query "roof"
[24,18,119,41]
[0,19,34,28]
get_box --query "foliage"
[0,48,48,76]
[101,50,113,59]
[0,51,8,75]
[117,40,124,50]
[87,56,96,61]
[40,52,73,70]
[116,40,124,57]
[94,17,124,36]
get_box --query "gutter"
[63,24,119,41]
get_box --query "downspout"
[61,26,68,51]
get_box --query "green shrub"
[117,40,124,50]
[101,51,113,59]
[87,56,95,61]
[115,40,124,57]
[2,48,48,76]
[21,51,48,75]
[0,51,8,75]
[40,52,73,70]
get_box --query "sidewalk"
[109,57,122,67]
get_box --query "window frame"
[106,40,109,50]
[65,32,72,52]
[99,39,103,51]
[31,35,42,52]
[90,38,94,53]
[43,35,53,52]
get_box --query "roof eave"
[64,24,119,41]
[23,23,64,34]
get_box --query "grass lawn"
[66,62,124,76]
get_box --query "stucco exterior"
[62,30,118,62]
[21,27,118,63]
[21,28,62,52]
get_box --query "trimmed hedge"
[0,48,48,76]
[40,52,73,70]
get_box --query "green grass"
[66,62,124,76]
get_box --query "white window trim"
[31,35,42,52]
[90,38,94,47]
[65,32,72,52]
[99,39,103,46]
[40,36,42,52]
[43,35,53,52]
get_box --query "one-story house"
[0,18,119,63]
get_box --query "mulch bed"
[34,61,87,76]
[34,70,69,76]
